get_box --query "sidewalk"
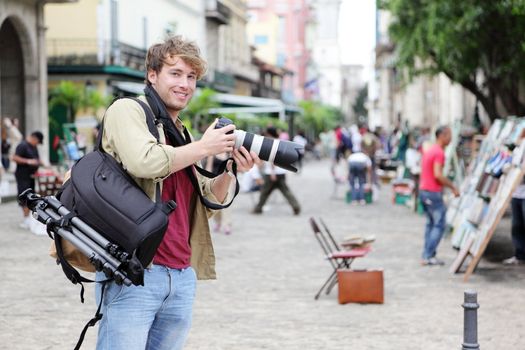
[0,171,17,203]
[1,159,524,349]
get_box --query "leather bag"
[337,269,384,304]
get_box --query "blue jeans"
[349,162,367,201]
[95,264,197,350]
[419,190,447,260]
[511,198,525,260]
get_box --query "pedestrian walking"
[347,151,372,205]
[4,117,23,172]
[502,176,525,265]
[419,125,459,266]
[2,117,23,172]
[93,35,259,350]
[1,119,10,171]
[252,127,301,215]
[12,131,43,229]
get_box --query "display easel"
[449,164,525,280]
[446,120,505,242]
[448,118,525,281]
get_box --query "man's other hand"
[231,146,261,172]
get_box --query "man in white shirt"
[252,127,301,215]
[347,151,372,205]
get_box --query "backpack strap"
[74,281,108,350]
[48,212,95,303]
[127,97,165,204]
[98,97,173,207]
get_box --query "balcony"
[46,38,146,72]
[205,0,231,25]
[208,69,236,92]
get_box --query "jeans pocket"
[96,278,125,306]
[423,197,433,206]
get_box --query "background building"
[340,64,365,124]
[247,0,313,103]
[45,0,207,96]
[0,0,75,154]
[309,0,342,108]
[206,0,258,95]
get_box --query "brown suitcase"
[337,269,384,304]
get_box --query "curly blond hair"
[145,35,207,84]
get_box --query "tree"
[48,81,110,123]
[48,81,83,123]
[297,100,343,135]
[380,0,525,121]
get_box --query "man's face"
[147,57,197,117]
[28,136,39,146]
[441,128,452,146]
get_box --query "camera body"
[215,117,303,172]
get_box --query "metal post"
[462,290,480,350]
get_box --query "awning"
[111,81,146,95]
[106,85,301,120]
[209,93,301,121]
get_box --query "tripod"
[19,189,132,286]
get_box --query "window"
[277,15,286,43]
[276,53,286,67]
[254,35,268,44]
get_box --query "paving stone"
[1,159,524,349]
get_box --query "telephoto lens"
[215,117,303,172]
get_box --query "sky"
[338,0,377,77]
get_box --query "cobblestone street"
[1,159,524,350]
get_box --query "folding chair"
[309,217,371,300]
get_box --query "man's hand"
[452,186,460,197]
[230,146,261,173]
[199,119,236,157]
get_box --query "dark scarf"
[144,85,189,146]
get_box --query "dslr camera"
[215,117,303,172]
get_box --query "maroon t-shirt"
[152,167,194,269]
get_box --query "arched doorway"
[0,18,25,132]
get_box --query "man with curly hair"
[94,36,259,350]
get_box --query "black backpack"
[58,97,175,287]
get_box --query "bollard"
[462,290,480,350]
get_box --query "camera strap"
[163,117,240,209]
[144,86,240,210]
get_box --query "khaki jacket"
[101,96,226,280]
